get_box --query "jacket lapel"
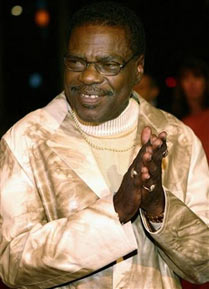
[46,115,110,199]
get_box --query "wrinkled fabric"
[0,92,209,289]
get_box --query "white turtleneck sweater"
[71,98,140,193]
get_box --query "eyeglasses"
[64,53,138,76]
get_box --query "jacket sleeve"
[0,138,137,288]
[141,134,209,284]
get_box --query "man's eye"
[67,59,84,67]
[102,62,120,69]
[104,62,119,67]
[68,59,81,64]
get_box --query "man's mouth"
[81,94,99,99]
[68,86,114,108]
[70,85,113,97]
[80,93,102,106]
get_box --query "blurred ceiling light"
[35,9,50,27]
[11,5,23,16]
[29,73,43,88]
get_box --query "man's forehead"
[68,24,132,58]
[71,23,128,34]
[69,24,128,42]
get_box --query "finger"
[143,151,152,163]
[150,135,157,145]
[133,139,152,171]
[142,153,158,176]
[141,171,150,182]
[141,166,149,174]
[152,140,167,161]
[150,131,167,149]
[146,145,153,154]
[141,126,152,145]
[151,137,164,151]
[158,131,167,140]
[150,133,167,154]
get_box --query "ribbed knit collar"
[69,98,139,137]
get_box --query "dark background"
[1,0,209,136]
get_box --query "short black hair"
[67,1,145,56]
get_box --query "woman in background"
[173,57,209,164]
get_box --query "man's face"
[64,24,143,123]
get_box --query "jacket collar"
[46,113,111,199]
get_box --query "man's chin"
[75,109,103,124]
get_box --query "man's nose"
[78,64,104,84]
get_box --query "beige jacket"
[0,93,209,289]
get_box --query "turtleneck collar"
[68,98,139,137]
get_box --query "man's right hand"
[113,126,167,224]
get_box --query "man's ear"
[135,54,144,84]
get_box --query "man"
[0,2,209,289]
[134,73,160,106]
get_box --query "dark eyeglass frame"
[64,53,138,76]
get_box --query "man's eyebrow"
[97,55,123,62]
[65,53,85,59]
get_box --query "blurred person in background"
[172,57,209,164]
[173,57,209,289]
[134,73,159,106]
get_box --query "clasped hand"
[113,126,167,224]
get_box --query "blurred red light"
[165,76,177,88]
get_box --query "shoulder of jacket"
[2,93,68,151]
[136,93,193,139]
